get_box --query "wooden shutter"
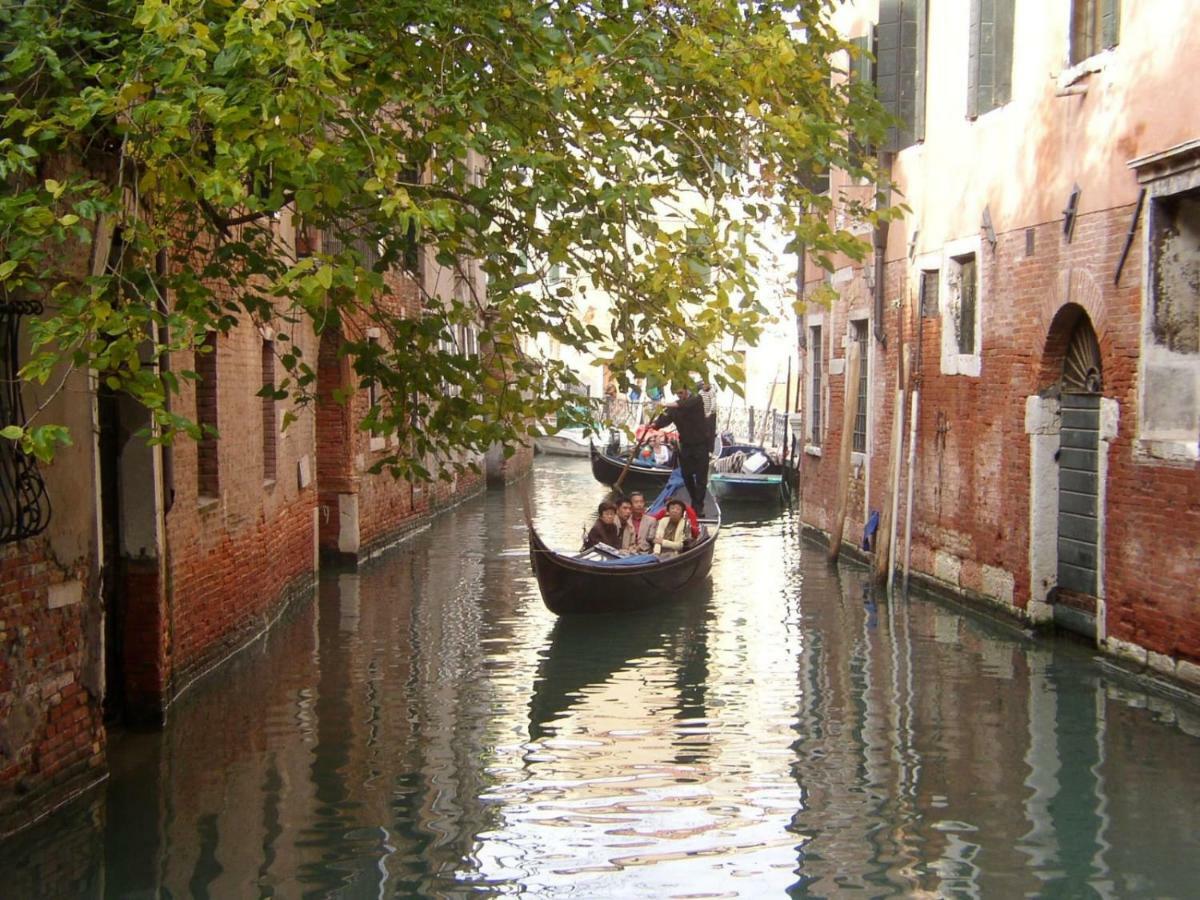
[877,0,902,148]
[967,0,982,118]
[995,0,1015,106]
[849,34,874,87]
[914,0,928,141]
[1101,0,1120,49]
[878,0,924,150]
[969,0,1015,117]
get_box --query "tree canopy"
[0,0,889,477]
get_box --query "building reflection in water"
[2,459,1198,897]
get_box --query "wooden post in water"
[875,348,909,587]
[827,341,861,564]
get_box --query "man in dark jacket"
[651,384,710,510]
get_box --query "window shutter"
[967,0,982,118]
[897,0,919,148]
[877,0,902,148]
[849,34,874,87]
[1102,0,1120,49]
[914,0,928,140]
[995,0,1015,106]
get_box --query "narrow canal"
[6,457,1200,897]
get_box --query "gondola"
[708,441,788,503]
[588,441,674,493]
[528,484,720,615]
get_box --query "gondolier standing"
[651,382,711,510]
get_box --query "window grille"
[809,325,823,444]
[852,321,869,452]
[954,254,977,355]
[195,333,219,499]
[261,340,277,482]
[0,300,51,543]
[920,269,939,317]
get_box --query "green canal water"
[4,456,1199,897]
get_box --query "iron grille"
[0,300,51,543]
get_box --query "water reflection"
[2,457,1199,898]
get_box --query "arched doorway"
[1056,314,1103,626]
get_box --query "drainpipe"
[872,152,893,347]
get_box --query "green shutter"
[849,34,874,87]
[914,0,928,140]
[995,0,1015,106]
[967,0,981,118]
[1102,0,1120,49]
[897,0,919,147]
[877,0,902,147]
[970,0,1014,117]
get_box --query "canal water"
[5,456,1200,897]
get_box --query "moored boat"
[709,442,787,502]
[588,441,674,493]
[534,426,593,457]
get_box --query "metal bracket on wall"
[1113,188,1146,285]
[1062,184,1082,242]
[982,205,997,252]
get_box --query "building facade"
[1,203,520,835]
[799,0,1199,687]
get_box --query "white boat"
[534,426,593,457]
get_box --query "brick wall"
[0,541,105,836]
[165,312,320,697]
[799,205,1200,683]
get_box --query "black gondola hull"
[588,443,673,493]
[529,528,718,615]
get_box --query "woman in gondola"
[652,499,691,559]
[583,500,621,551]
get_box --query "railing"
[591,397,794,452]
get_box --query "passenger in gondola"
[619,494,655,554]
[650,497,700,539]
[583,500,621,551]
[653,499,692,559]
[652,433,672,467]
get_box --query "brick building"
[1,200,524,833]
[798,1,1199,688]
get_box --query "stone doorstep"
[802,525,1200,703]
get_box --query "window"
[876,0,928,151]
[1071,0,1120,66]
[1131,144,1200,461]
[1149,188,1200,355]
[261,340,277,482]
[919,267,940,317]
[367,335,381,409]
[939,237,983,376]
[685,228,713,285]
[195,332,219,500]
[968,0,1015,117]
[809,324,823,445]
[851,320,869,453]
[547,262,563,285]
[953,254,977,355]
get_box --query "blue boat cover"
[588,553,659,566]
[648,468,685,513]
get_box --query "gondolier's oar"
[613,404,663,491]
